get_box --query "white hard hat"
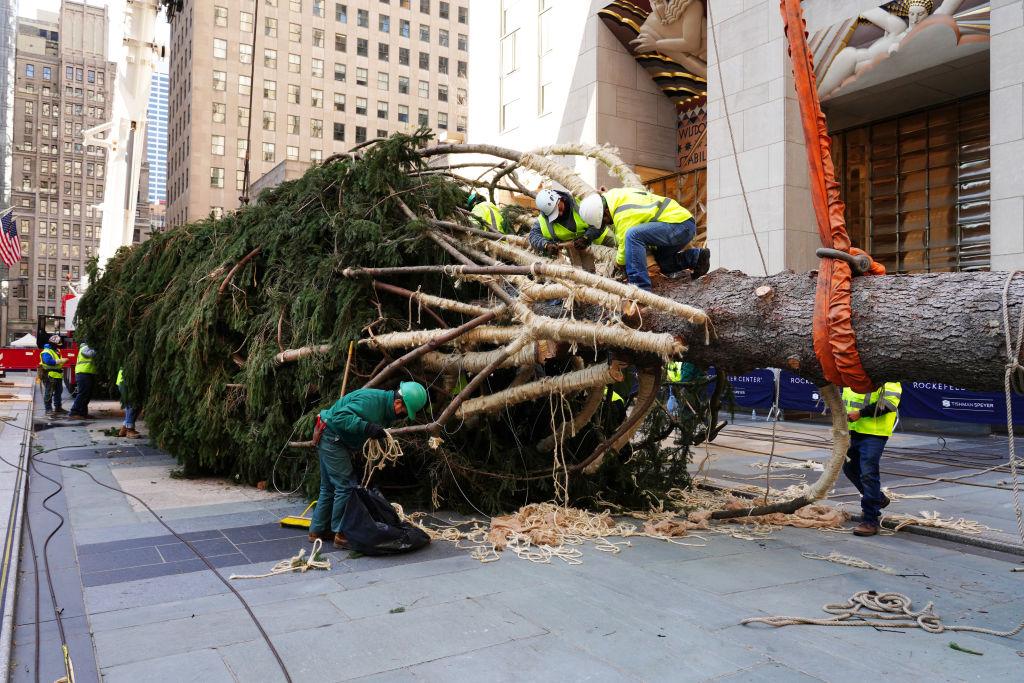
[578,194,605,229]
[48,334,61,345]
[535,189,561,220]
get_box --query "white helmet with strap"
[578,194,605,229]
[535,189,561,220]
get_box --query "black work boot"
[692,248,711,278]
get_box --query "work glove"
[365,423,387,440]
[572,236,590,251]
[543,242,561,256]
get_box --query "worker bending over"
[529,188,612,255]
[69,343,98,419]
[310,381,428,548]
[467,191,507,234]
[578,188,710,290]
[842,381,902,536]
[39,335,66,415]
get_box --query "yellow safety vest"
[75,346,97,375]
[843,382,902,437]
[116,368,124,386]
[39,348,64,379]
[604,188,693,266]
[539,204,611,245]
[666,362,682,383]
[471,201,507,234]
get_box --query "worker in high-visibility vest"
[116,368,140,438]
[467,191,507,234]
[39,335,66,415]
[69,343,98,419]
[578,188,710,290]
[842,381,902,536]
[529,189,612,255]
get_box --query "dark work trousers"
[842,430,888,525]
[70,372,96,417]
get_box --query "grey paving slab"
[154,537,238,561]
[77,544,163,573]
[391,633,639,682]
[76,528,225,555]
[100,648,237,683]
[9,615,99,683]
[216,638,290,683]
[267,596,545,682]
[713,662,825,682]
[83,568,229,613]
[14,564,87,626]
[331,551,482,591]
[251,594,350,634]
[92,607,263,667]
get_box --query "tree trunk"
[645,269,1023,392]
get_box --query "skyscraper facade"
[166,0,470,228]
[6,2,115,340]
[146,70,168,205]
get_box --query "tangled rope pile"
[890,511,997,535]
[229,539,331,580]
[362,432,404,486]
[742,589,1024,637]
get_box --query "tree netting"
[76,133,712,513]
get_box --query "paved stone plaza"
[2,379,1022,682]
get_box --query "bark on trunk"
[646,269,1024,392]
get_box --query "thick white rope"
[742,589,1024,637]
[229,539,331,580]
[999,270,1024,545]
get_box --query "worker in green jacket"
[69,343,98,419]
[39,335,66,415]
[310,381,429,548]
[467,191,507,234]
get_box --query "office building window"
[212,70,226,90]
[312,58,324,78]
[289,53,301,73]
[312,88,324,107]
[313,0,324,17]
[377,72,389,91]
[265,17,278,36]
[377,101,389,119]
[237,138,248,157]
[357,8,369,26]
[456,87,466,104]
[356,125,367,143]
[335,3,347,22]
[240,43,253,64]
[398,104,409,123]
[457,115,466,132]
[357,38,368,56]
[236,169,246,189]
[241,11,254,32]
[419,24,429,42]
[420,0,430,14]
[400,19,410,37]
[439,29,449,47]
[212,102,226,122]
[356,97,367,115]
[438,112,448,130]
[418,108,428,126]
[213,38,227,59]
[311,149,322,162]
[399,47,409,65]
[288,114,300,134]
[238,106,250,127]
[334,63,346,81]
[379,43,389,61]
[398,76,409,94]
[210,167,225,187]
[356,68,368,86]
[335,33,346,51]
[334,93,345,111]
[458,33,467,51]
[418,80,428,98]
[379,14,390,32]
[458,5,467,23]
[438,56,449,74]
[313,28,324,47]
[287,145,299,160]
[438,84,448,102]
[239,76,252,95]
[263,110,276,130]
[264,79,276,99]
[265,48,278,68]
[311,119,323,137]
[25,64,35,78]
[263,142,275,161]
[419,52,429,69]
[214,6,228,26]
[290,0,302,12]
[457,60,467,78]
[333,122,345,141]
[440,1,449,19]
[289,23,302,42]
[211,135,225,155]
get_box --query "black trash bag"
[341,486,430,555]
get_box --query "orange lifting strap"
[779,0,884,394]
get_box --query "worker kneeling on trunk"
[529,188,612,255]
[578,189,710,290]
[309,382,428,549]
[842,381,902,537]
[467,191,507,234]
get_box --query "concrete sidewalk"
[9,402,1024,681]
[0,373,33,682]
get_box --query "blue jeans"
[118,382,137,428]
[43,376,63,411]
[843,431,888,525]
[624,218,701,291]
[310,426,356,535]
[70,373,95,417]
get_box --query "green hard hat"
[399,381,428,419]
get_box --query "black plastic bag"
[342,486,430,555]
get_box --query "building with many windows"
[4,2,150,342]
[146,71,169,205]
[166,0,471,227]
[0,0,16,208]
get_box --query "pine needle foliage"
[76,133,700,513]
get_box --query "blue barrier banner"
[898,381,1024,425]
[779,371,827,412]
[717,369,775,409]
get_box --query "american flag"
[0,211,21,267]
